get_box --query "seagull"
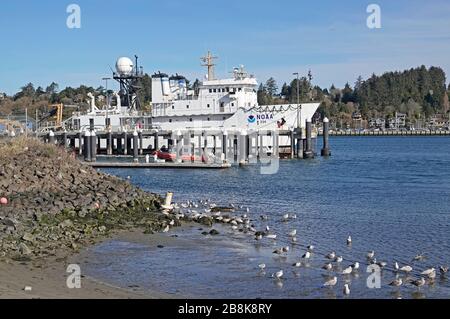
[273,248,283,255]
[427,270,437,279]
[307,245,315,252]
[367,251,375,259]
[412,254,426,262]
[266,234,277,240]
[282,214,289,221]
[288,230,297,237]
[334,256,343,263]
[342,266,353,275]
[322,263,333,271]
[394,262,400,271]
[376,261,388,268]
[410,277,426,288]
[351,262,360,270]
[162,225,170,233]
[258,264,266,270]
[302,251,311,259]
[265,226,270,232]
[400,265,413,273]
[255,234,263,241]
[347,236,352,245]
[326,251,336,260]
[343,283,350,295]
[273,270,284,280]
[291,237,298,243]
[421,268,435,276]
[282,246,290,253]
[439,266,449,275]
[389,278,403,287]
[323,276,338,287]
[292,262,302,267]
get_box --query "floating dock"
[86,161,231,169]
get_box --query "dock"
[86,161,231,169]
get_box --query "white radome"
[116,57,134,75]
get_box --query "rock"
[19,243,32,255]
[98,226,107,232]
[59,219,74,229]
[22,233,34,243]
[209,229,220,236]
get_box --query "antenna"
[201,51,218,81]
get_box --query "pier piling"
[107,130,113,155]
[84,130,91,162]
[321,117,331,157]
[90,130,97,162]
[304,119,314,159]
[133,130,139,162]
[48,130,55,145]
[78,131,83,156]
[123,130,128,155]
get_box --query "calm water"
[84,137,450,299]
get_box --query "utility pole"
[102,77,111,126]
[293,72,300,129]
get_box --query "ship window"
[231,103,234,107]
[207,104,210,108]
[222,88,226,93]
[172,105,175,109]
[223,117,226,120]
[189,118,193,122]
[209,89,212,93]
[207,118,210,121]
[169,119,172,123]
[186,105,189,109]
[232,88,236,93]
[238,88,242,92]
[213,89,217,93]
[226,87,230,92]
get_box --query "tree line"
[257,66,450,127]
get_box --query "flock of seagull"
[169,199,449,298]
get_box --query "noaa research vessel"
[68,52,320,132]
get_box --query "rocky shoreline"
[0,137,172,262]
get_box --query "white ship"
[68,53,320,133]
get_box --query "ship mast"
[201,51,218,81]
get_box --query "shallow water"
[85,137,450,299]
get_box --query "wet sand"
[0,233,175,299]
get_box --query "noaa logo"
[248,115,256,124]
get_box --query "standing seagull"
[367,251,375,259]
[342,266,353,275]
[400,265,413,273]
[347,236,352,245]
[326,251,336,260]
[394,262,400,272]
[288,229,297,237]
[258,263,266,271]
[302,251,311,260]
[421,268,435,276]
[389,278,403,287]
[273,270,284,280]
[440,266,449,276]
[322,263,333,271]
[351,262,360,270]
[323,276,338,287]
[343,284,351,295]
[411,277,426,288]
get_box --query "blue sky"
[1,0,449,94]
